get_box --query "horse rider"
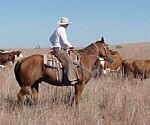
[49,17,78,83]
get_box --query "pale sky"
[0,0,150,48]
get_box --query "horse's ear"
[101,37,104,43]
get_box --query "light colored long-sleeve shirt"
[49,26,73,49]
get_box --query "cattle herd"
[0,49,23,68]
[96,46,150,80]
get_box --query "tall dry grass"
[0,43,150,125]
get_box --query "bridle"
[93,42,109,59]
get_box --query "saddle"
[43,53,62,69]
[43,50,80,85]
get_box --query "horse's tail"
[14,59,22,87]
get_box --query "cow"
[109,50,120,55]
[92,49,123,79]
[0,50,23,68]
[122,59,150,80]
[10,50,23,60]
[0,52,15,68]
[99,49,123,75]
[105,54,122,73]
[0,50,23,60]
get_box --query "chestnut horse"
[14,37,111,108]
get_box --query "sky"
[0,0,150,49]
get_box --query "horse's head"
[94,37,113,63]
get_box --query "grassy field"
[0,42,150,125]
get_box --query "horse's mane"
[76,43,99,55]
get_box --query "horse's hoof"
[24,97,36,108]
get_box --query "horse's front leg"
[74,83,85,108]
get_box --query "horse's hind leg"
[17,85,31,107]
[31,83,39,105]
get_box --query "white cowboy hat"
[57,17,72,25]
